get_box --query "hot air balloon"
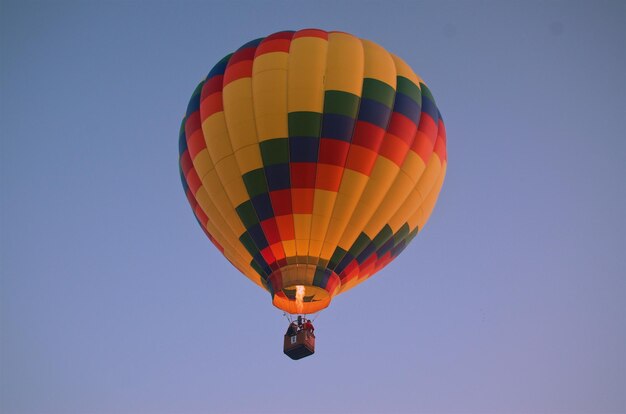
[178,29,447,359]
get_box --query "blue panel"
[335,253,355,275]
[357,98,392,129]
[265,163,291,191]
[289,136,319,162]
[421,95,439,125]
[251,193,275,221]
[238,37,264,50]
[179,167,189,193]
[206,53,233,79]
[185,82,203,116]
[377,238,395,257]
[178,118,188,155]
[248,224,269,249]
[356,242,377,264]
[393,92,421,124]
[321,113,356,142]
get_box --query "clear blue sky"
[1,1,625,413]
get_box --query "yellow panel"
[369,156,399,182]
[414,153,442,205]
[252,69,288,141]
[363,170,414,238]
[308,239,324,257]
[293,214,312,256]
[288,37,328,112]
[222,78,258,150]
[283,240,297,257]
[215,155,243,186]
[385,152,442,233]
[199,170,245,237]
[325,32,364,95]
[330,191,360,222]
[411,161,446,230]
[203,112,234,164]
[338,169,368,195]
[234,143,263,174]
[361,39,397,87]
[311,189,336,222]
[320,216,349,255]
[401,151,426,183]
[191,149,213,178]
[222,177,249,208]
[197,193,249,261]
[310,213,332,242]
[223,207,245,237]
[390,54,423,86]
[252,51,289,73]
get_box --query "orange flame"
[295,285,305,314]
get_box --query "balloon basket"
[283,330,315,360]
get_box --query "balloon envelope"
[179,29,447,314]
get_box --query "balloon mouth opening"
[273,285,332,314]
[267,264,341,314]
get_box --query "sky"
[1,1,625,413]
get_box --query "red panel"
[379,133,409,166]
[185,188,197,209]
[269,189,292,216]
[435,120,447,162]
[184,111,202,138]
[293,28,328,40]
[200,92,223,119]
[291,188,314,214]
[315,163,343,192]
[269,242,286,261]
[194,205,208,225]
[318,138,350,166]
[412,130,435,163]
[275,214,295,240]
[187,130,206,159]
[351,120,385,150]
[223,61,253,86]
[180,151,194,175]
[345,144,378,176]
[186,169,202,193]
[260,246,277,266]
[265,31,296,41]
[256,39,291,56]
[260,218,282,245]
[201,75,224,98]
[290,162,317,188]
[386,112,418,146]
[416,113,438,145]
[227,47,256,67]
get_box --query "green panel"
[348,232,372,257]
[235,200,259,228]
[362,78,395,108]
[372,225,394,249]
[392,223,410,245]
[323,91,360,118]
[419,82,435,104]
[260,138,289,166]
[242,168,268,198]
[312,267,327,287]
[239,232,259,256]
[328,247,347,269]
[288,111,322,137]
[396,76,421,103]
[250,260,266,278]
